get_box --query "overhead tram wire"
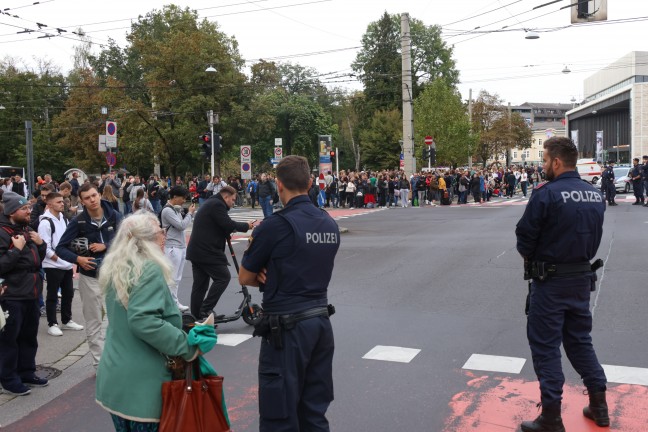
[0,0,332,43]
[441,0,525,27]
[0,0,55,13]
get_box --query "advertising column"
[318,135,332,175]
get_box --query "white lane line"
[217,333,253,347]
[462,354,526,374]
[603,364,648,386]
[363,345,421,363]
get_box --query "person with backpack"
[55,183,123,369]
[247,177,258,209]
[37,192,84,337]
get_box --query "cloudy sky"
[0,0,645,105]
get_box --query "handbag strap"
[184,360,206,393]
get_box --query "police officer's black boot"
[583,390,610,427]
[520,403,565,432]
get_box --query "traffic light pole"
[209,110,215,178]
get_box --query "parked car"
[596,166,633,193]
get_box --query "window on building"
[513,151,518,159]
[539,150,544,159]
[538,139,543,147]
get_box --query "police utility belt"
[524,259,604,282]
[253,305,335,350]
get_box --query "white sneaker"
[48,325,63,336]
[178,304,189,312]
[61,320,84,331]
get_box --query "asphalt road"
[5,197,648,432]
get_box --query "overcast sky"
[0,0,645,105]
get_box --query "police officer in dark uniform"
[516,137,608,432]
[239,155,340,432]
[600,161,617,206]
[642,155,648,207]
[630,157,644,205]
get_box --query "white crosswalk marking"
[216,333,254,347]
[362,345,421,363]
[462,354,526,374]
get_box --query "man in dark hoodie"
[56,183,122,369]
[187,186,254,321]
[0,191,48,396]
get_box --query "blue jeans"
[149,198,161,215]
[123,201,132,215]
[260,196,273,217]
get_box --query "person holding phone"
[56,183,123,369]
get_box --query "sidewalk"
[0,276,99,429]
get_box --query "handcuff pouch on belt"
[252,305,335,350]
[523,259,603,282]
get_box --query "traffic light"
[214,134,222,154]
[430,147,437,165]
[423,147,429,160]
[199,133,211,159]
[329,150,336,162]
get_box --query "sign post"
[105,121,117,148]
[424,135,434,170]
[240,145,252,180]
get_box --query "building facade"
[566,51,648,164]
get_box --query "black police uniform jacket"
[56,199,123,278]
[516,171,604,264]
[0,214,47,301]
[186,193,249,266]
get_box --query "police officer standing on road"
[600,161,617,206]
[630,157,644,205]
[642,155,648,207]
[516,137,609,432]
[239,155,340,432]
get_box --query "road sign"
[425,135,434,146]
[270,158,281,164]
[241,161,251,180]
[98,135,107,152]
[318,173,326,190]
[274,147,283,159]
[275,138,282,146]
[240,145,251,160]
[106,121,117,148]
[106,152,116,167]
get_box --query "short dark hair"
[543,137,578,168]
[46,192,62,202]
[78,182,99,198]
[219,185,237,196]
[276,155,310,191]
[169,186,188,198]
[40,183,55,193]
[634,157,640,162]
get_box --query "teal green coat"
[95,261,198,422]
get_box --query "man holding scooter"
[187,185,254,321]
[239,155,340,432]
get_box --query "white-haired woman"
[95,212,200,431]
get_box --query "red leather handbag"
[160,361,230,432]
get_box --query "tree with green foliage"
[471,91,532,167]
[352,11,459,114]
[415,80,476,167]
[358,109,402,170]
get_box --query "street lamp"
[562,65,571,74]
[205,65,216,73]
[524,30,540,40]
[0,104,5,110]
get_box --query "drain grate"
[35,365,62,380]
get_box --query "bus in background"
[0,166,25,179]
[576,159,602,184]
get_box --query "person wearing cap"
[0,191,48,396]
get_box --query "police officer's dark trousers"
[527,278,606,407]
[189,262,231,319]
[605,183,616,204]
[0,299,40,389]
[259,315,334,432]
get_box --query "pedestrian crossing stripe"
[216,333,253,347]
[462,354,526,374]
[362,345,421,363]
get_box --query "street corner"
[443,371,648,432]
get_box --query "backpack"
[41,216,67,237]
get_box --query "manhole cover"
[35,365,62,380]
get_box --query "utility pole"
[468,88,473,169]
[208,110,215,177]
[401,13,415,176]
[25,121,34,195]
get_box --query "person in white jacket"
[37,193,84,336]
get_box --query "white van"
[576,159,602,184]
